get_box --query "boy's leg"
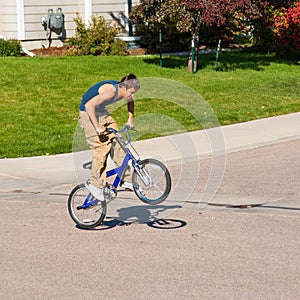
[78,111,96,149]
[79,111,112,188]
[106,116,132,183]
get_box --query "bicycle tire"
[68,184,107,229]
[132,158,171,204]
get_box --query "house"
[0,0,139,50]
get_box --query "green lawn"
[0,48,299,158]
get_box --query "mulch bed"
[29,46,150,57]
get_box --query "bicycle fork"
[132,160,152,186]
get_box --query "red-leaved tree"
[186,0,262,46]
[187,0,254,26]
[272,2,300,54]
[130,0,261,47]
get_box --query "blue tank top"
[79,80,119,111]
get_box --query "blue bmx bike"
[68,126,172,229]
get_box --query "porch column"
[85,0,92,25]
[16,0,25,40]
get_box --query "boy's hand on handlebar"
[126,119,134,129]
[96,126,106,135]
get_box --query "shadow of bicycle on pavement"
[80,204,187,231]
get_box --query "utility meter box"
[41,8,65,47]
[49,8,64,31]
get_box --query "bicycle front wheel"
[132,158,171,204]
[68,184,107,229]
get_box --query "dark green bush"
[66,14,128,56]
[133,23,191,53]
[0,39,22,57]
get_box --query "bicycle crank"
[103,184,117,201]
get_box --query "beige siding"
[0,6,17,15]
[23,0,84,41]
[92,0,140,34]
[0,1,17,39]
[0,0,140,49]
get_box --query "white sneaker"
[85,180,104,201]
[120,180,134,191]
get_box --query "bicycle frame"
[77,147,135,209]
[81,126,151,191]
[106,148,135,188]
[105,127,151,188]
[77,193,98,210]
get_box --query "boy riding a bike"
[78,73,140,201]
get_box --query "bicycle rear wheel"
[68,184,107,229]
[132,158,171,204]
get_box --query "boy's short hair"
[119,73,140,90]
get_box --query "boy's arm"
[127,100,134,128]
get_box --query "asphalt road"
[0,138,299,299]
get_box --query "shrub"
[110,38,129,56]
[66,14,128,56]
[135,22,191,53]
[0,39,22,57]
[272,2,300,55]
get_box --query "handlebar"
[106,125,135,145]
[106,124,130,134]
